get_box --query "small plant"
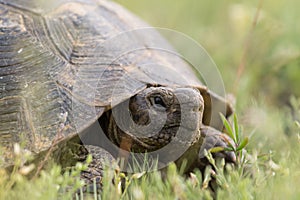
[219,113,249,167]
[201,113,252,195]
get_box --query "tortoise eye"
[152,96,166,109]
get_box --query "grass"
[0,109,300,200]
[1,0,300,199]
[1,109,299,199]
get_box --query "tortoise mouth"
[128,125,179,151]
[121,124,199,153]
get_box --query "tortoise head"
[107,86,204,152]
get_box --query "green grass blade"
[220,113,236,143]
[233,113,240,142]
[209,146,225,153]
[236,137,249,151]
[224,147,235,151]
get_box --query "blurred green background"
[114,0,300,153]
[114,0,300,105]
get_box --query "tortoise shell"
[0,0,232,156]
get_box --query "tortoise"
[0,0,235,190]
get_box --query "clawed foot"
[198,126,236,169]
[78,145,117,194]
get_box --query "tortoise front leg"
[197,126,236,171]
[79,145,117,194]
